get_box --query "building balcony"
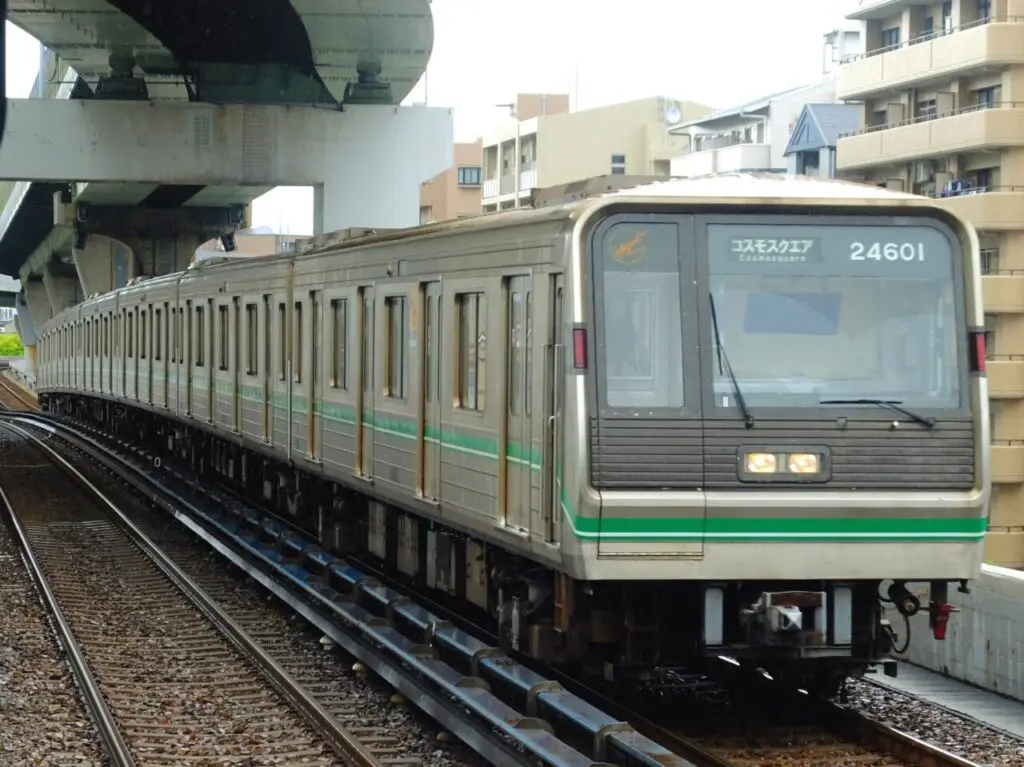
[982,271,1024,313]
[836,104,1024,170]
[991,443,1024,483]
[935,188,1024,232]
[987,357,1024,398]
[482,178,499,199]
[671,143,772,177]
[482,168,537,201]
[838,18,1024,101]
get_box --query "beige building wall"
[836,0,1024,567]
[481,96,714,211]
[419,140,483,224]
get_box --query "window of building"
[977,0,991,21]
[980,249,999,275]
[385,296,407,399]
[246,303,258,374]
[974,168,994,190]
[880,27,900,49]
[195,306,205,367]
[974,87,997,108]
[916,99,937,120]
[984,314,997,360]
[922,16,934,39]
[457,292,487,411]
[942,2,953,33]
[218,305,229,371]
[457,166,482,186]
[611,154,626,175]
[331,298,348,389]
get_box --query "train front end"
[570,177,989,690]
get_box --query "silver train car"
[36,174,990,694]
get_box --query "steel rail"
[0,419,387,767]
[0,425,137,767]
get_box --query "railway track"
[3,409,1000,767]
[0,373,38,411]
[0,421,420,767]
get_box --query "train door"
[307,290,322,460]
[185,300,194,415]
[542,274,565,544]
[132,308,139,401]
[146,304,153,405]
[504,275,532,535]
[121,311,127,396]
[262,294,271,441]
[420,280,442,501]
[163,302,170,407]
[355,286,374,479]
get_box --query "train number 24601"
[850,242,925,262]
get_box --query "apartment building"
[668,78,849,176]
[835,0,1024,567]
[784,102,861,177]
[419,140,484,224]
[481,95,713,212]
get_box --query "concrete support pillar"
[42,263,78,316]
[73,233,135,296]
[16,288,44,378]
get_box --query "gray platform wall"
[902,565,1023,701]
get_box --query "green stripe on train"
[142,376,987,542]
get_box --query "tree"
[0,333,25,356]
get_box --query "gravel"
[56,434,489,767]
[845,677,1024,766]
[0,518,108,766]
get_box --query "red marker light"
[970,332,986,374]
[572,328,588,370]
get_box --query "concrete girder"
[13,293,36,346]
[0,100,453,234]
[23,280,53,331]
[73,234,135,297]
[42,262,79,316]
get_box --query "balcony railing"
[927,185,1024,199]
[840,101,1024,139]
[845,14,1022,60]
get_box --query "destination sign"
[708,223,955,279]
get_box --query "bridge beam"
[42,262,79,316]
[0,99,453,234]
[73,234,136,297]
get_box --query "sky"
[4,0,860,235]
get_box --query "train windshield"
[592,216,964,412]
[707,222,961,409]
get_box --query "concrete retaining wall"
[902,564,1023,701]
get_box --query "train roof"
[602,172,923,202]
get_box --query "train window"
[330,298,347,389]
[508,291,523,415]
[103,316,109,358]
[525,292,533,416]
[385,296,407,399]
[178,309,184,363]
[127,312,134,358]
[141,310,148,360]
[195,305,205,367]
[219,305,229,371]
[293,301,303,383]
[246,303,258,375]
[361,294,373,392]
[154,308,162,361]
[169,308,176,363]
[456,292,487,412]
[425,296,435,403]
[278,302,286,380]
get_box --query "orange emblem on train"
[608,228,647,265]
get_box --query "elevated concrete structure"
[0,98,453,354]
[9,0,433,106]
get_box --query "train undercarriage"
[40,393,957,699]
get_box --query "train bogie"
[35,175,990,690]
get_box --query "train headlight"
[787,453,819,474]
[745,452,778,473]
[740,449,829,482]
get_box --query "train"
[35,173,990,697]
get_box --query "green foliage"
[0,333,25,357]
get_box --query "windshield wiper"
[709,293,753,429]
[819,398,936,429]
